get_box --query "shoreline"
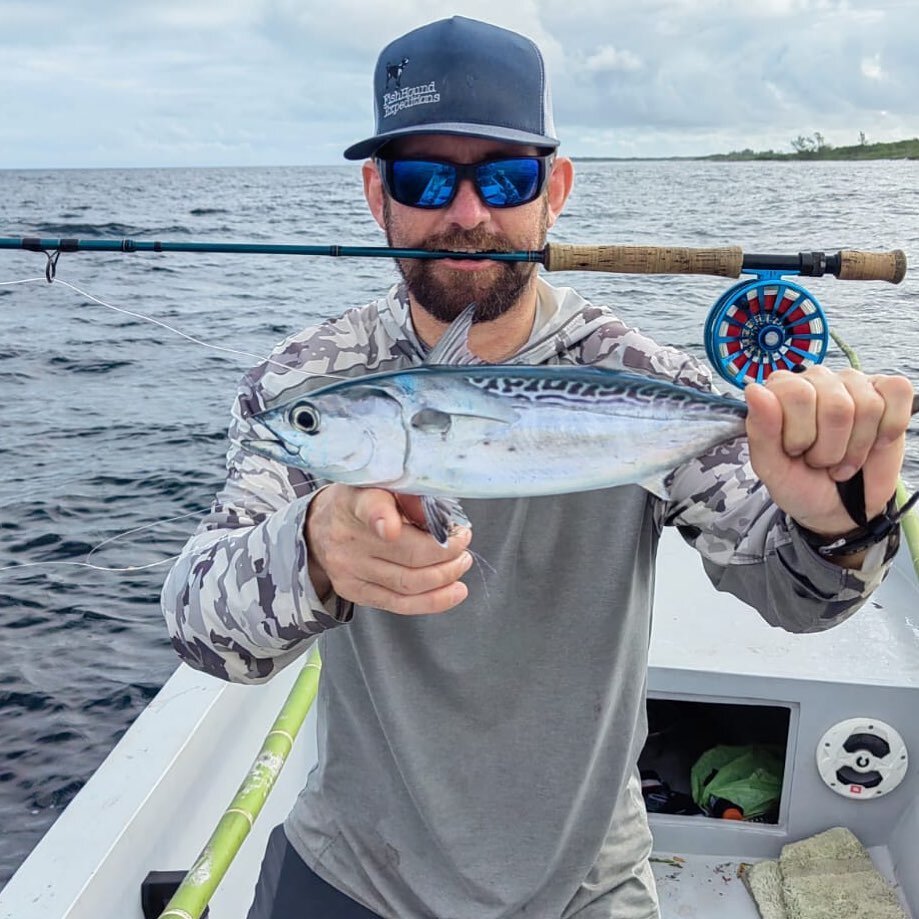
[573,137,919,163]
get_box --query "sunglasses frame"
[376,153,554,210]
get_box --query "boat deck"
[652,845,913,918]
[653,853,761,918]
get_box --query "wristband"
[797,491,917,558]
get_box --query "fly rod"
[0,236,907,284]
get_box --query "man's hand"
[305,485,472,614]
[745,366,913,544]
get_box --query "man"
[162,16,914,919]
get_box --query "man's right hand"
[305,484,473,615]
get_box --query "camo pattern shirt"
[161,277,895,684]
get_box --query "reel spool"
[704,270,829,389]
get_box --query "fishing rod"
[0,235,908,389]
[0,235,907,283]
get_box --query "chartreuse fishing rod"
[0,234,907,389]
[155,648,322,919]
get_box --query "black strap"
[835,469,869,528]
[799,479,919,558]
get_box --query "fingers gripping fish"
[245,304,754,545]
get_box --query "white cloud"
[861,53,886,80]
[583,46,643,73]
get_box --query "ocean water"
[1,160,918,887]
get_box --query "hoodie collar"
[381,277,618,366]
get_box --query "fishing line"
[50,277,344,384]
[0,508,206,578]
[0,273,351,386]
[465,547,496,605]
[0,275,47,287]
[0,474,102,510]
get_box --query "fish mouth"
[244,431,377,478]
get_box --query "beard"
[382,197,548,324]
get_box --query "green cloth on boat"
[691,744,784,818]
[743,827,908,919]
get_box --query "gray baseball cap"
[343,16,559,160]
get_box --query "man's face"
[372,135,555,324]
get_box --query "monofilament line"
[0,276,46,286]
[0,509,204,577]
[0,275,347,385]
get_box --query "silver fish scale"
[463,371,746,418]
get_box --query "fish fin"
[639,473,672,502]
[420,496,470,546]
[426,303,479,366]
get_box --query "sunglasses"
[378,155,552,209]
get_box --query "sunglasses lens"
[390,160,456,208]
[475,158,543,206]
[386,157,546,208]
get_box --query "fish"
[246,305,753,544]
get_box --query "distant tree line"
[704,134,919,161]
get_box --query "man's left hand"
[744,365,914,543]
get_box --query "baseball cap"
[343,16,559,160]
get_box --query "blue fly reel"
[704,270,829,388]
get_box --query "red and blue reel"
[704,270,829,388]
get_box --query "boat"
[0,517,916,918]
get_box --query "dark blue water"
[1,161,918,886]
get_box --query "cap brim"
[343,122,560,160]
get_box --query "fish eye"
[290,404,320,435]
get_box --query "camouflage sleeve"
[661,437,896,633]
[160,391,350,684]
[160,308,396,684]
[580,310,896,633]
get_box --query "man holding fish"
[162,16,914,919]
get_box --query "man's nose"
[444,177,491,229]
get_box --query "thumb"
[353,488,405,542]
[744,383,789,481]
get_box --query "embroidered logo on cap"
[383,78,441,118]
[385,58,410,88]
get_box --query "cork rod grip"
[543,244,744,278]
[836,249,907,284]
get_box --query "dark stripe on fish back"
[304,362,748,420]
[463,368,747,418]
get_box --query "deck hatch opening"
[639,696,792,825]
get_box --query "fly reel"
[704,270,829,389]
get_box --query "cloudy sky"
[2,0,917,168]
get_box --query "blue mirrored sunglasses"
[379,155,551,209]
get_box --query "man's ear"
[545,156,574,229]
[364,160,386,230]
